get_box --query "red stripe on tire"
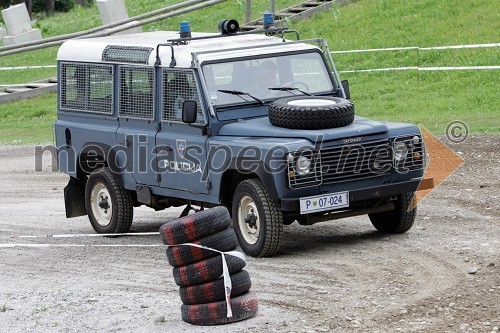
[184,217,198,241]
[179,266,190,286]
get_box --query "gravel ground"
[0,135,498,333]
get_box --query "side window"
[119,66,154,120]
[162,68,206,124]
[59,62,113,114]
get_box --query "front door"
[155,68,209,194]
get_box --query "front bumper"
[280,177,434,212]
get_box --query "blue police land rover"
[55,20,433,257]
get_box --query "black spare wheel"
[269,96,355,130]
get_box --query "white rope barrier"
[0,65,57,71]
[0,244,161,248]
[331,43,500,54]
[0,232,160,239]
[339,65,500,74]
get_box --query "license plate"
[299,191,349,214]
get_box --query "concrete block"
[96,0,142,35]
[0,26,7,39]
[2,29,42,46]
[1,3,33,36]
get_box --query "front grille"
[321,139,393,184]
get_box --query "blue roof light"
[180,21,191,38]
[263,12,275,30]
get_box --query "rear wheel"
[85,168,133,234]
[369,193,416,234]
[232,179,283,257]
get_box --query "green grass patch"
[0,93,56,144]
[346,70,499,135]
[0,0,498,143]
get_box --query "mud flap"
[64,177,87,218]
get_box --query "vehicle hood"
[217,116,388,142]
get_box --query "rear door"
[116,65,158,186]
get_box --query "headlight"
[295,156,312,175]
[393,141,408,163]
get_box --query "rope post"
[245,0,251,23]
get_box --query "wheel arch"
[218,165,280,208]
[76,142,130,187]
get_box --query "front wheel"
[232,179,283,257]
[369,192,416,234]
[85,168,134,234]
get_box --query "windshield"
[202,52,335,107]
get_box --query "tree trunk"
[45,0,55,14]
[75,0,91,6]
[25,0,32,19]
[245,0,251,23]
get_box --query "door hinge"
[155,174,161,183]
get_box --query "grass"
[0,93,56,144]
[0,0,498,143]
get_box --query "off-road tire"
[181,291,258,326]
[85,168,133,234]
[159,206,231,245]
[232,179,283,258]
[166,228,238,267]
[173,253,246,287]
[179,270,251,305]
[369,192,417,233]
[269,96,354,130]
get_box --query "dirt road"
[0,135,498,333]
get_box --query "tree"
[45,0,54,14]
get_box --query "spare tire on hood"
[268,96,354,130]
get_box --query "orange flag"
[410,126,464,209]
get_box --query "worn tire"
[159,206,231,245]
[232,179,283,258]
[85,167,133,234]
[181,291,258,326]
[179,270,251,305]
[166,228,238,267]
[369,192,417,233]
[269,96,354,130]
[173,253,246,287]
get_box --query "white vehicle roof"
[57,31,321,67]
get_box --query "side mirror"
[341,80,351,100]
[182,100,197,124]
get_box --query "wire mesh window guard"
[162,68,206,124]
[59,62,113,114]
[102,46,153,64]
[118,66,155,120]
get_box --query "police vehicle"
[55,19,433,257]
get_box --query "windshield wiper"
[217,89,264,105]
[268,87,312,96]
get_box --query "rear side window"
[118,66,155,120]
[59,62,114,114]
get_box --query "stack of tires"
[159,206,258,326]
